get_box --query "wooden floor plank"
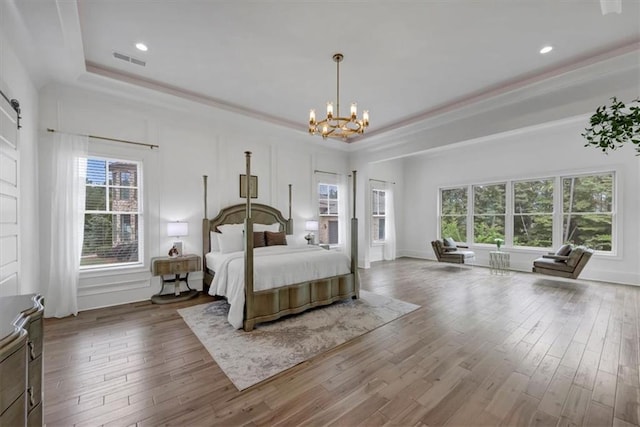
[40,258,640,426]
[525,354,561,399]
[593,369,619,408]
[558,384,592,427]
[500,392,540,427]
[615,382,640,425]
[585,401,614,427]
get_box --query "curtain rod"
[46,128,159,150]
[314,169,339,176]
[370,178,396,185]
[314,169,352,178]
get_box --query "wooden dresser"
[0,294,44,426]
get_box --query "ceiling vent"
[113,51,146,67]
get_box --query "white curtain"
[338,173,350,259]
[383,184,396,261]
[44,133,88,318]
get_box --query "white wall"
[38,83,349,310]
[0,21,40,296]
[399,118,640,286]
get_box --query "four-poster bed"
[202,151,359,331]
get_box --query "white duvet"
[208,245,351,329]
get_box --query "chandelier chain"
[336,54,340,118]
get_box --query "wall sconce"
[305,220,319,245]
[167,221,188,257]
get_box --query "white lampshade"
[305,220,319,232]
[167,221,188,237]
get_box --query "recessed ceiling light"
[135,42,148,52]
[540,46,553,54]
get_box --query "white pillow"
[209,231,221,252]
[286,234,308,247]
[255,223,281,232]
[218,223,244,234]
[217,232,244,254]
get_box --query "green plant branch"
[582,97,640,155]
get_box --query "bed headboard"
[202,203,293,254]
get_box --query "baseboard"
[396,250,638,287]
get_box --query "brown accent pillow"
[253,231,266,248]
[265,231,287,246]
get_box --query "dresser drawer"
[27,401,42,427]
[169,260,189,274]
[0,392,26,427]
[0,294,43,427]
[0,338,27,415]
[28,355,42,409]
[152,256,201,275]
[26,318,43,360]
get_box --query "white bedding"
[207,245,351,329]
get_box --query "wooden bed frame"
[202,151,359,331]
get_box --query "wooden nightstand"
[150,254,201,304]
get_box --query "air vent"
[112,51,146,67]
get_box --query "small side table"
[151,254,201,304]
[489,251,510,275]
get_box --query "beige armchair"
[532,245,594,279]
[431,239,475,264]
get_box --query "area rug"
[178,290,419,390]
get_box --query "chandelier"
[309,53,369,141]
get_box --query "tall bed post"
[202,175,210,293]
[351,170,359,297]
[203,175,208,218]
[286,183,293,234]
[243,152,255,330]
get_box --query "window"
[440,187,467,242]
[371,189,386,242]
[562,173,613,251]
[473,183,505,244]
[513,179,554,248]
[82,157,141,267]
[318,183,339,245]
[438,171,615,253]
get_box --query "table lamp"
[167,221,188,257]
[305,220,319,245]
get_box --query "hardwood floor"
[43,258,640,426]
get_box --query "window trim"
[511,177,555,249]
[472,182,507,246]
[81,155,144,271]
[560,171,616,255]
[439,186,469,244]
[317,182,340,246]
[371,188,386,243]
[438,169,617,255]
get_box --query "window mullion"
[505,181,513,247]
[467,185,473,244]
